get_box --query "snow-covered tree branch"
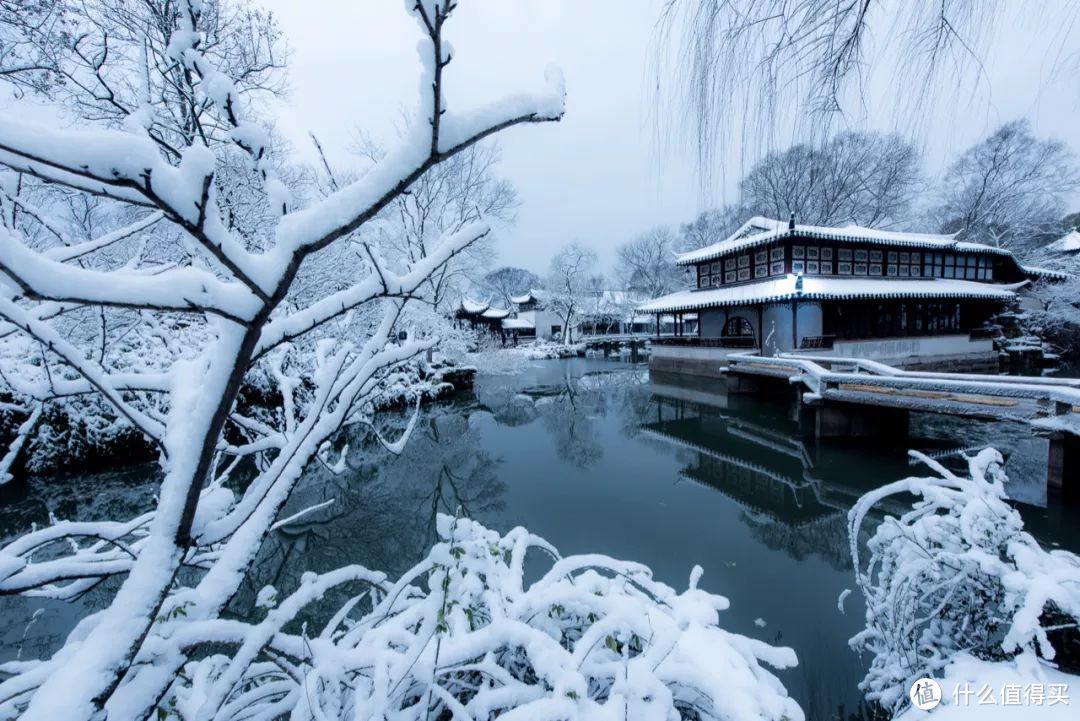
[0,1,564,718]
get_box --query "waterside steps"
[722,353,1080,497]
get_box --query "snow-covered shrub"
[848,448,1080,713]
[156,515,804,721]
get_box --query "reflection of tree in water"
[0,465,159,664]
[233,406,505,619]
[0,464,158,541]
[474,365,653,464]
[538,382,604,469]
[234,367,654,619]
[532,369,651,469]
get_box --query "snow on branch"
[0,228,261,321]
[152,515,803,721]
[0,401,41,484]
[0,295,167,443]
[43,212,165,263]
[848,448,1080,714]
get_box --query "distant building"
[454,298,510,337]
[504,290,567,340]
[455,292,565,342]
[576,289,655,338]
[639,216,1057,377]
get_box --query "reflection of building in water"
[641,404,836,527]
[642,381,919,567]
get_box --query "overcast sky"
[256,0,1080,276]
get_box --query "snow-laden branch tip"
[361,398,421,456]
[0,402,42,484]
[269,499,336,531]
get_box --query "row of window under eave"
[821,300,997,339]
[693,246,996,289]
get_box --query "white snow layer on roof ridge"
[674,216,1002,266]
[459,298,489,314]
[637,277,1018,313]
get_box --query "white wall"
[828,334,993,361]
[519,309,570,340]
[700,307,762,339]
[795,302,823,347]
[761,304,791,353]
[700,309,727,337]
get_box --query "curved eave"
[459,298,490,314]
[674,230,782,266]
[1022,265,1070,281]
[638,288,1017,314]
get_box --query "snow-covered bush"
[154,514,804,721]
[848,448,1080,713]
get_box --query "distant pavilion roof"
[638,276,1021,313]
[509,291,536,305]
[481,307,511,320]
[458,298,489,315]
[676,216,1012,267]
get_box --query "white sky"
[256,0,1080,275]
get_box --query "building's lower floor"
[647,298,1004,378]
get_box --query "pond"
[2,356,1078,720]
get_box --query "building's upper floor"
[678,216,1051,291]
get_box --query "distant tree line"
[680,122,1078,255]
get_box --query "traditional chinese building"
[640,216,1055,377]
[454,292,565,341]
[453,299,511,337]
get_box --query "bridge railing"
[725,353,1080,411]
[779,353,1080,389]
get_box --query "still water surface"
[2,357,1078,719]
